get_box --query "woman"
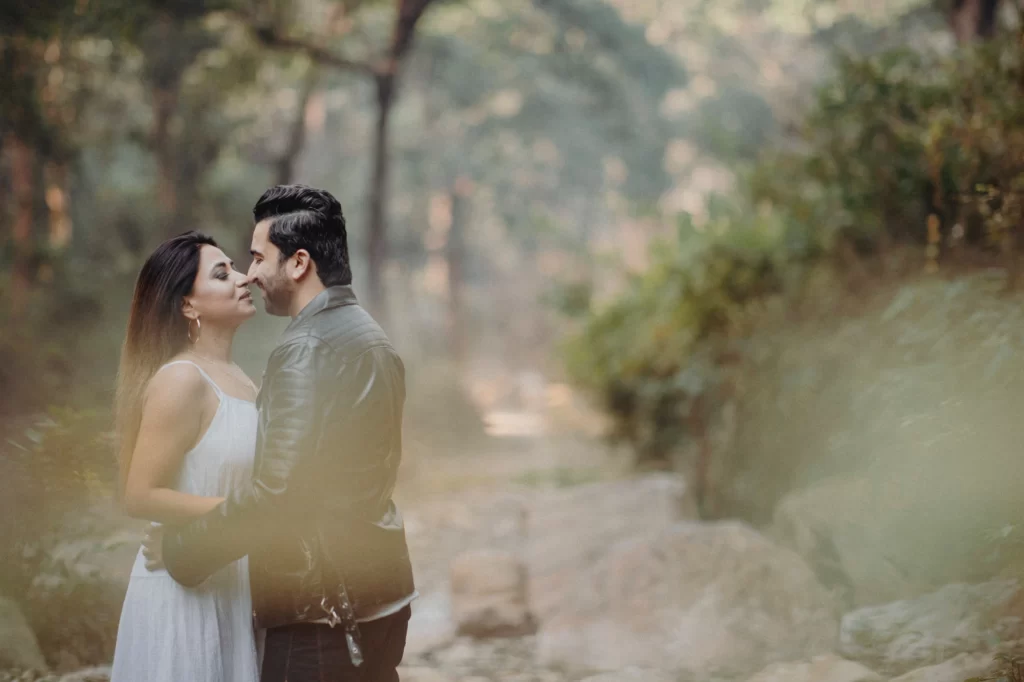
[110,231,260,682]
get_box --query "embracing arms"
[160,339,321,586]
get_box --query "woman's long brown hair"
[115,230,217,496]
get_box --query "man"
[144,184,416,681]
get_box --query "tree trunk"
[44,161,71,249]
[254,0,438,328]
[951,0,1001,42]
[7,134,35,315]
[367,74,395,327]
[364,0,438,328]
[1005,198,1022,292]
[275,66,319,185]
[687,394,713,520]
[447,177,472,368]
[152,84,179,226]
[1004,229,1018,292]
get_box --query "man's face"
[248,219,292,316]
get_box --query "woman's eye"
[217,273,229,280]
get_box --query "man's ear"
[289,249,313,282]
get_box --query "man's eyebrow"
[250,249,263,257]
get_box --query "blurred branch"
[252,26,377,74]
[225,2,377,73]
[365,0,440,322]
[231,0,442,322]
[950,0,1001,42]
[233,0,436,77]
[385,0,436,69]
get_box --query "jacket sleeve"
[312,345,404,520]
[162,338,320,587]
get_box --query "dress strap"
[156,360,225,399]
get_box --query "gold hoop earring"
[187,316,201,344]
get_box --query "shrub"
[0,409,115,597]
[562,31,1024,475]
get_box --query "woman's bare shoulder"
[145,359,209,410]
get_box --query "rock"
[889,652,997,682]
[405,591,456,657]
[537,520,839,678]
[839,579,1024,676]
[27,510,141,668]
[394,667,452,682]
[451,549,534,638]
[423,634,554,680]
[0,671,49,682]
[771,477,931,609]
[525,473,695,622]
[0,597,48,673]
[46,513,142,591]
[56,668,111,682]
[579,670,676,682]
[433,638,478,668]
[25,569,123,670]
[746,655,882,682]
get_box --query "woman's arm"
[161,339,320,585]
[122,363,226,524]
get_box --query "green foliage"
[0,406,118,668]
[0,273,107,419]
[564,30,1024,466]
[688,84,777,162]
[563,198,795,464]
[752,34,1024,250]
[0,409,115,595]
[925,37,1024,251]
[413,0,684,246]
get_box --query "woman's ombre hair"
[115,230,217,495]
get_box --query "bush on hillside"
[563,31,1024,474]
[0,409,114,596]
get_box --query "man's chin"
[262,299,286,316]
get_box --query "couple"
[110,184,416,682]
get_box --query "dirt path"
[394,427,627,681]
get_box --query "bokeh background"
[3,1,1024,680]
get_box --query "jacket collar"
[284,285,359,334]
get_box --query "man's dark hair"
[253,184,351,286]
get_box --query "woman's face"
[184,245,256,327]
